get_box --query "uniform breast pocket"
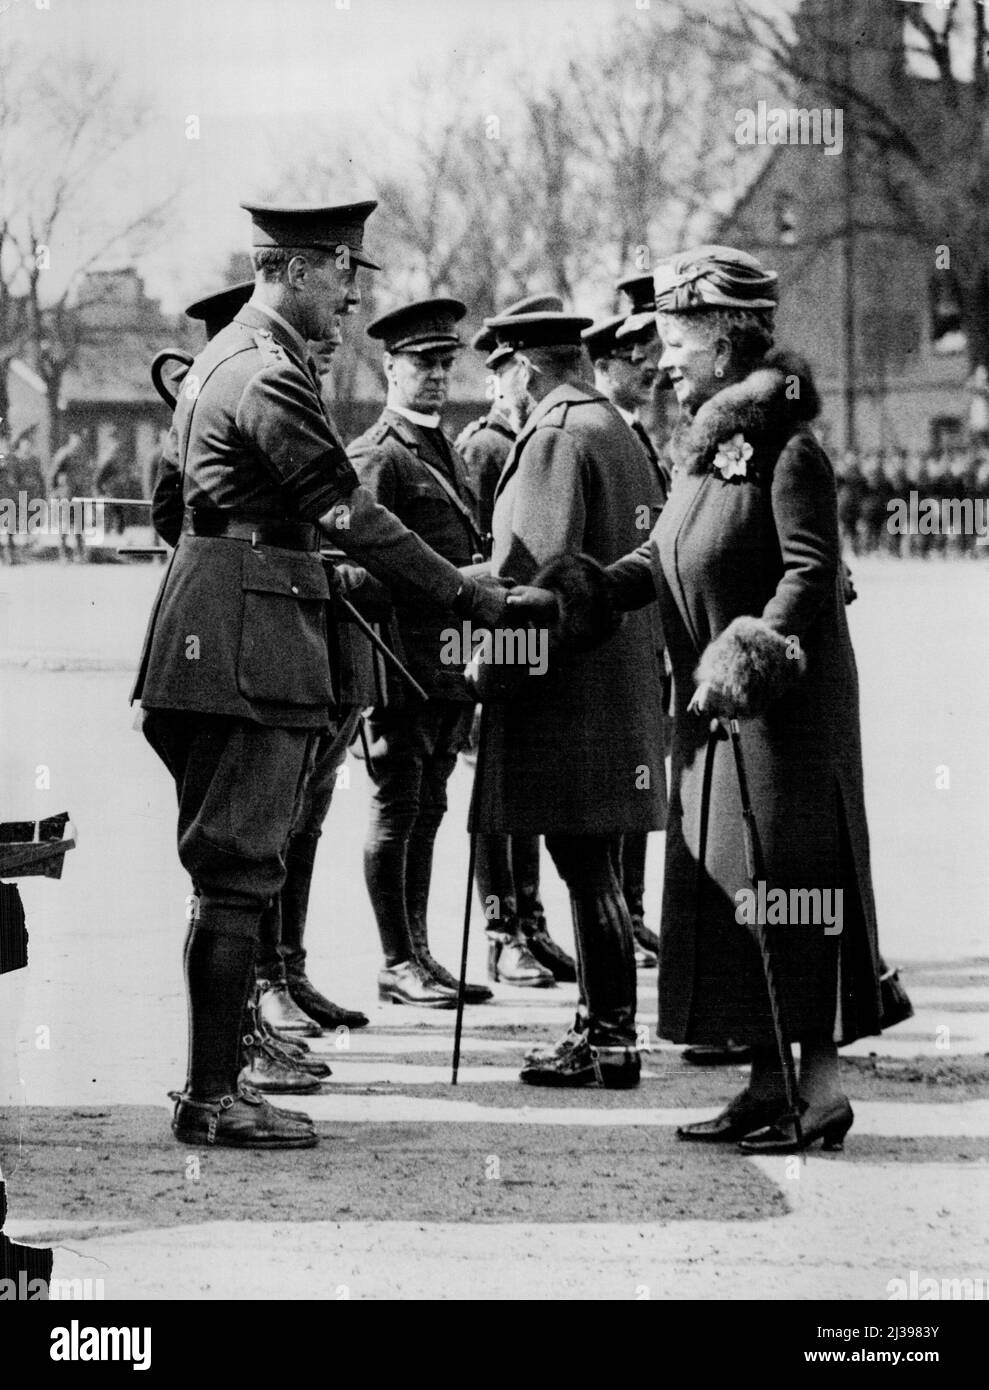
[237,547,333,705]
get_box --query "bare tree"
[0,39,176,465]
[713,0,989,369]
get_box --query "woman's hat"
[653,245,777,313]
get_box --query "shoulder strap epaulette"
[252,328,289,366]
[455,416,489,448]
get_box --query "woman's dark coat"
[607,352,883,1045]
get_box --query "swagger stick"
[451,704,488,1084]
[723,717,804,1150]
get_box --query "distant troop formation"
[836,449,989,556]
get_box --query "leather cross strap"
[415,454,484,552]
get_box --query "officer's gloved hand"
[453,571,514,628]
[331,562,393,620]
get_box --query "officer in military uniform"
[133,204,513,1148]
[472,310,668,1087]
[151,281,371,1076]
[581,312,668,971]
[347,298,498,1007]
[457,293,563,543]
[458,293,575,986]
[613,274,674,490]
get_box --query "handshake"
[454,567,560,629]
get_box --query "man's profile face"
[386,348,456,413]
[309,318,344,375]
[603,352,649,411]
[296,255,361,339]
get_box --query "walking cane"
[451,702,487,1085]
[720,716,805,1150]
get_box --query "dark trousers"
[475,833,542,928]
[363,702,473,966]
[257,707,361,980]
[544,833,637,1047]
[616,832,648,922]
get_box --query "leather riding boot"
[406,823,491,1003]
[240,986,331,1088]
[175,908,316,1147]
[377,958,458,1008]
[487,926,555,987]
[258,975,323,1037]
[281,831,369,1030]
[569,885,637,1049]
[519,901,577,982]
[183,909,259,1098]
[364,829,417,967]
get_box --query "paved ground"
[0,555,987,1299]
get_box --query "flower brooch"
[712,433,753,481]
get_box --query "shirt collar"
[388,402,442,430]
[249,300,311,366]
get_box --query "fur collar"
[669,348,820,477]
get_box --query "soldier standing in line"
[458,292,576,985]
[348,298,517,1006]
[133,204,515,1148]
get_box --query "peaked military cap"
[184,281,254,340]
[483,311,594,363]
[240,200,380,269]
[653,245,778,313]
[582,313,632,362]
[616,272,654,314]
[367,297,466,353]
[471,292,565,362]
[613,271,657,341]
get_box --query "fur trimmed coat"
[606,350,883,1045]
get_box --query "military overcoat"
[473,382,668,836]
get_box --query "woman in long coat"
[515,247,884,1149]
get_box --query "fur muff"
[695,616,806,718]
[670,348,821,477]
[533,552,623,652]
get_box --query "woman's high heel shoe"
[738,1096,854,1154]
